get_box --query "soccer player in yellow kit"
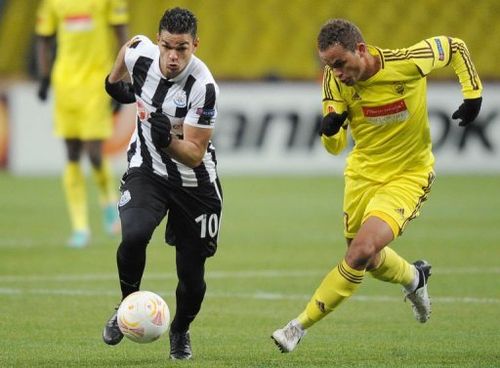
[272,19,482,353]
[35,0,129,247]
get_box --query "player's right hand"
[319,111,348,137]
[105,74,136,104]
[37,77,50,101]
[148,111,172,149]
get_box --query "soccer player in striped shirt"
[101,8,222,360]
[272,18,482,353]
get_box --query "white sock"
[403,265,419,293]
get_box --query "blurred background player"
[272,18,482,353]
[101,8,223,360]
[35,0,129,248]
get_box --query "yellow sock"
[369,247,415,286]
[92,158,117,206]
[297,259,365,329]
[63,162,88,232]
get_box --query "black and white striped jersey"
[124,35,219,187]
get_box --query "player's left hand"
[148,111,172,149]
[452,97,482,127]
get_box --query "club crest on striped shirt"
[173,90,187,108]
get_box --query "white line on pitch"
[0,287,498,305]
[0,267,499,282]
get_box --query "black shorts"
[118,168,223,257]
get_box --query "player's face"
[157,30,198,79]
[319,43,365,86]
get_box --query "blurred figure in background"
[35,0,129,248]
[272,18,482,353]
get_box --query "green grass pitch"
[0,173,499,367]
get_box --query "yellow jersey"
[35,0,128,90]
[321,36,482,182]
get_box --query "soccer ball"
[117,290,170,343]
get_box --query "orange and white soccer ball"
[117,291,170,343]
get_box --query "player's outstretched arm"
[410,36,482,127]
[447,37,483,127]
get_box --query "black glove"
[452,97,482,127]
[104,74,136,104]
[37,76,50,101]
[148,111,172,149]
[319,111,348,136]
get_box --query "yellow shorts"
[343,168,436,239]
[53,80,113,140]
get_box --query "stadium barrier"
[4,81,500,175]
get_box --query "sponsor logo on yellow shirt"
[64,14,94,32]
[362,99,409,125]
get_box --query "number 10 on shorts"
[195,213,219,238]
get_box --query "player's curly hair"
[317,19,364,52]
[159,7,197,38]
